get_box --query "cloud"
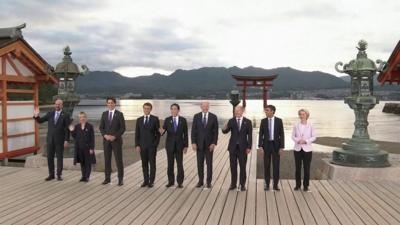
[0,0,399,77]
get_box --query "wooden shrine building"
[0,24,57,161]
[378,40,400,85]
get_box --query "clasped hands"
[104,134,116,142]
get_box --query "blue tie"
[173,117,177,132]
[202,114,207,128]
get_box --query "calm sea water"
[73,99,400,145]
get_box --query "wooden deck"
[1,133,400,225]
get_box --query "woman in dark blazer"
[69,112,96,182]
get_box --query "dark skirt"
[74,146,96,165]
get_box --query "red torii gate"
[231,74,278,108]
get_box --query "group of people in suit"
[34,98,316,192]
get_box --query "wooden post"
[33,82,39,154]
[262,81,267,108]
[242,80,247,108]
[1,56,8,164]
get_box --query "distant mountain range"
[76,66,398,96]
[76,66,352,96]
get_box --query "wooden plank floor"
[1,132,400,225]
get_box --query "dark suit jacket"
[71,123,96,164]
[135,115,160,149]
[222,117,252,152]
[258,117,285,151]
[162,116,188,151]
[191,112,218,150]
[99,110,126,142]
[34,110,70,144]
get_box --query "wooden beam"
[6,101,34,105]
[6,117,34,122]
[2,146,39,159]
[0,75,36,83]
[5,54,22,76]
[6,89,34,94]
[236,84,273,87]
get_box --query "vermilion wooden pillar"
[262,81,268,108]
[242,80,247,108]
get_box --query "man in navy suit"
[258,105,285,191]
[160,103,188,188]
[135,102,160,188]
[34,98,70,181]
[191,101,218,188]
[222,106,252,191]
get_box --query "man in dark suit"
[191,101,218,188]
[135,102,160,188]
[160,103,188,188]
[258,105,285,191]
[33,98,70,181]
[99,97,126,186]
[222,106,252,191]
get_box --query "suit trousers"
[264,141,280,187]
[166,142,184,185]
[140,147,157,184]
[103,140,124,181]
[229,144,247,187]
[47,138,64,177]
[196,141,213,185]
[294,149,312,188]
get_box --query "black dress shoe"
[140,182,148,187]
[229,185,237,190]
[79,177,85,182]
[264,184,270,191]
[118,180,124,186]
[273,186,280,191]
[294,186,301,191]
[195,182,204,188]
[57,176,63,181]
[148,183,154,188]
[304,187,309,192]
[166,183,174,188]
[206,183,212,189]
[177,184,183,188]
[240,186,246,191]
[102,179,111,185]
[45,176,55,181]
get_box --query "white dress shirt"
[202,112,209,124]
[268,116,275,140]
[172,116,179,126]
[143,114,150,124]
[108,109,115,119]
[236,116,243,130]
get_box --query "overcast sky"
[1,0,399,77]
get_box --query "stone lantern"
[49,46,89,157]
[332,40,390,167]
[229,90,241,117]
[52,46,89,116]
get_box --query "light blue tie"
[54,111,60,124]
